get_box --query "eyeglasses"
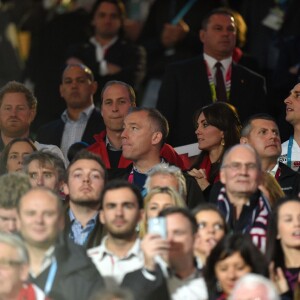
[0,259,23,269]
[222,162,258,172]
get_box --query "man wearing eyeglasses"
[0,232,47,300]
[279,83,300,172]
[212,144,271,253]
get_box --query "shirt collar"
[61,104,94,122]
[68,208,98,224]
[133,159,167,174]
[203,53,232,73]
[105,135,122,151]
[94,236,141,260]
[90,36,118,51]
[267,163,279,177]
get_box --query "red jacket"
[88,130,189,170]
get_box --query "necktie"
[215,62,227,101]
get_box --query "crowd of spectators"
[0,1,300,300]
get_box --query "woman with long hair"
[204,233,268,300]
[139,186,186,238]
[0,138,37,174]
[188,102,241,199]
[267,197,300,299]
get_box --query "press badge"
[262,7,284,31]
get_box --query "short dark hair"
[100,80,136,105]
[100,180,143,209]
[91,0,126,21]
[241,113,278,137]
[201,8,235,30]
[23,151,66,183]
[204,233,268,299]
[159,207,198,234]
[66,150,107,183]
[128,107,169,147]
[0,81,37,110]
[67,142,89,162]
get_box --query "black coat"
[30,235,105,300]
[122,264,170,300]
[278,162,300,196]
[157,56,267,146]
[36,108,104,147]
[67,38,146,92]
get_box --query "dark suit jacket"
[63,206,104,250]
[121,264,170,300]
[278,162,300,196]
[157,56,267,146]
[67,38,146,93]
[36,108,105,147]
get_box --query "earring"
[221,138,225,146]
[216,280,223,292]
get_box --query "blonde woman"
[139,186,186,238]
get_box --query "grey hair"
[0,232,29,264]
[221,144,262,172]
[144,163,187,199]
[230,273,279,300]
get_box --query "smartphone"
[147,217,167,239]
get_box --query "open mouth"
[292,230,300,237]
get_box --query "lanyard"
[171,0,198,25]
[204,60,232,102]
[287,135,293,168]
[44,258,57,296]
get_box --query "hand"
[188,168,210,191]
[269,262,289,294]
[123,19,143,41]
[107,62,121,75]
[141,233,169,271]
[161,20,189,48]
[289,64,300,75]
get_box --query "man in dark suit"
[66,0,146,99]
[240,113,300,196]
[17,187,105,300]
[37,63,105,161]
[157,8,268,147]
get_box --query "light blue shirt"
[60,104,94,161]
